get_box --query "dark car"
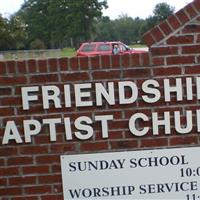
[76,41,146,56]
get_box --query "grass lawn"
[130,44,147,48]
[60,48,76,57]
[60,44,147,58]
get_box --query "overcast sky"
[0,0,193,19]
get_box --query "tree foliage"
[17,0,107,48]
[95,2,175,45]
[0,14,26,51]
[30,38,46,49]
[95,16,116,41]
[0,15,11,50]
[153,2,175,22]
[0,1,175,51]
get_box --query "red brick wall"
[1,0,200,199]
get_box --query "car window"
[81,44,96,52]
[119,44,127,52]
[97,44,111,51]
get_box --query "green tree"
[140,16,157,35]
[30,38,46,49]
[95,16,117,41]
[18,0,107,49]
[131,17,145,44]
[113,14,135,44]
[140,2,175,37]
[0,14,27,50]
[153,2,175,22]
[63,0,108,48]
[9,15,27,49]
[96,2,174,45]
[96,15,145,45]
[18,0,57,48]
[0,15,12,50]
